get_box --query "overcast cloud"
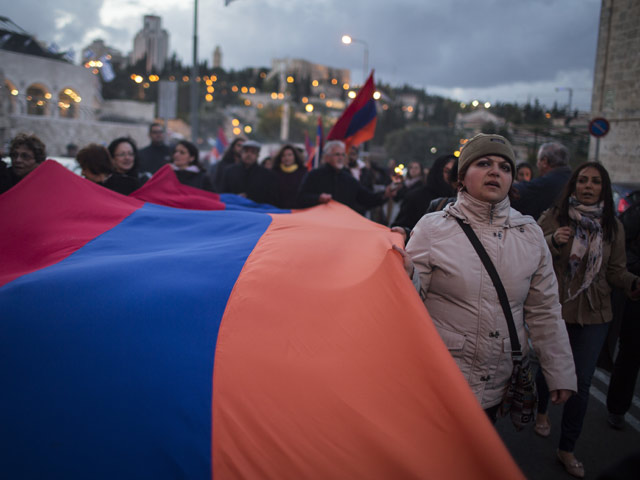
[5,0,601,110]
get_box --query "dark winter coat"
[221,163,278,205]
[296,164,386,212]
[511,166,572,219]
[137,143,171,174]
[101,174,141,195]
[273,166,307,209]
[175,169,214,192]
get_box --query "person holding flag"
[296,140,395,213]
[272,144,307,209]
[297,71,395,214]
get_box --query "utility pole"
[279,63,290,142]
[265,58,291,141]
[190,0,199,143]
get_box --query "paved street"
[495,368,640,479]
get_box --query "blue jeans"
[536,322,610,452]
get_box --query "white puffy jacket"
[407,191,577,408]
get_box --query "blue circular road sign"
[589,117,610,137]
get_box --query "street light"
[341,34,369,83]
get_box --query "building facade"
[213,46,222,69]
[0,19,150,156]
[131,15,169,73]
[590,0,640,181]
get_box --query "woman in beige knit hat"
[395,133,577,432]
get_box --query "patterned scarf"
[565,197,604,303]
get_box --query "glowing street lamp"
[341,34,369,83]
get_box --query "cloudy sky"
[6,0,601,110]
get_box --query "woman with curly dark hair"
[76,143,139,195]
[272,144,307,209]
[1,133,47,194]
[535,162,640,478]
[107,137,151,186]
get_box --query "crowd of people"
[2,127,639,478]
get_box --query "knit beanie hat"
[458,134,516,178]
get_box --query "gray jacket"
[407,191,577,408]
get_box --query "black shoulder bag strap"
[454,217,522,361]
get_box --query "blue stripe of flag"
[344,99,377,138]
[0,203,272,479]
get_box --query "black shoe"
[608,413,625,430]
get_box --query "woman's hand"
[384,184,399,199]
[552,226,573,246]
[392,244,415,278]
[390,226,407,243]
[550,389,573,404]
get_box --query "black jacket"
[512,166,572,219]
[273,167,307,209]
[221,163,278,205]
[0,163,19,194]
[101,174,141,195]
[175,169,214,192]
[138,143,171,174]
[621,201,640,275]
[296,164,385,212]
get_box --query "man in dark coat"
[137,123,171,174]
[296,140,394,212]
[511,142,572,219]
[220,140,278,205]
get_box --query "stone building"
[213,46,222,69]
[590,0,640,181]
[131,15,169,73]
[0,19,150,156]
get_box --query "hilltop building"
[213,46,222,69]
[131,15,169,73]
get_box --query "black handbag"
[455,217,537,430]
